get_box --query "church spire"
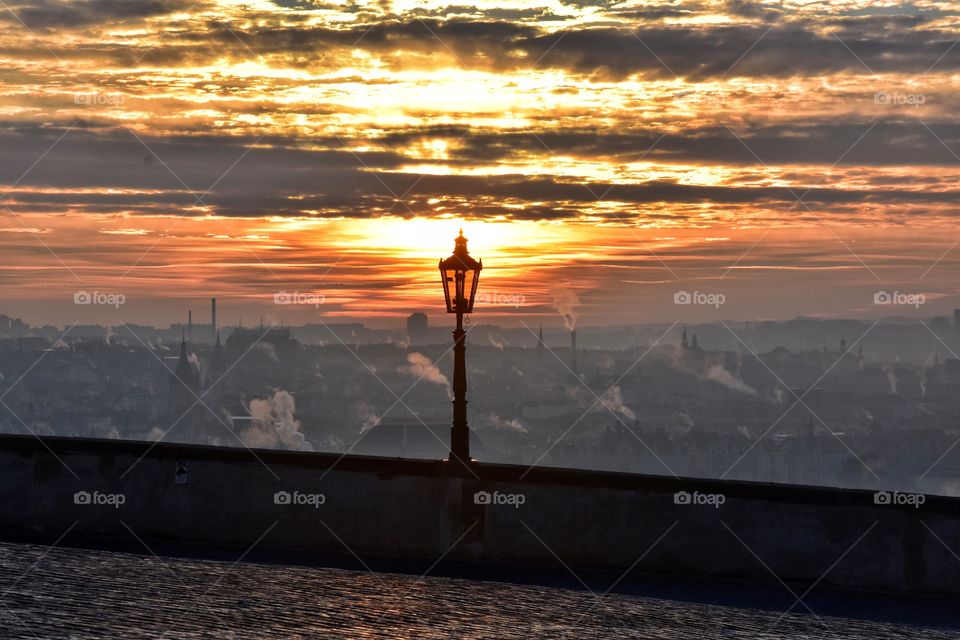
[174,331,197,383]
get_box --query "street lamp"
[439,229,482,466]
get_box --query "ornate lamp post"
[439,229,482,466]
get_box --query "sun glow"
[344,218,578,262]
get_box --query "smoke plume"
[398,352,450,393]
[599,386,636,420]
[486,413,529,434]
[883,364,898,394]
[550,286,579,331]
[255,342,279,363]
[705,364,757,396]
[241,389,313,451]
[356,402,381,434]
[657,344,757,396]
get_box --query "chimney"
[188,310,192,340]
[571,329,577,375]
[211,297,217,342]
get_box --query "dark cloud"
[1,121,959,223]
[121,17,960,79]
[0,0,955,81]
[3,0,198,30]
[7,6,957,81]
[269,0,338,10]
[379,122,960,167]
[722,0,783,20]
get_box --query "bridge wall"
[0,436,957,596]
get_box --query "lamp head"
[439,229,482,314]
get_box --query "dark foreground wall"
[0,435,958,596]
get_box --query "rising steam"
[883,364,898,394]
[705,364,757,396]
[599,386,636,420]
[486,413,529,434]
[398,352,450,394]
[550,286,579,331]
[241,389,313,451]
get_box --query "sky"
[1,0,960,329]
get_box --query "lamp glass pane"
[440,268,455,312]
[459,268,474,311]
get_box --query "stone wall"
[0,435,957,596]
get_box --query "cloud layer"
[1,0,959,324]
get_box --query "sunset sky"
[1,0,960,328]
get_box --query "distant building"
[225,325,299,362]
[356,419,482,460]
[681,327,703,354]
[0,314,29,338]
[406,313,429,345]
[930,316,950,336]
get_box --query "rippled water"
[0,541,955,639]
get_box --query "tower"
[167,333,203,441]
[537,324,544,350]
[406,312,429,345]
[207,330,225,390]
[681,326,689,350]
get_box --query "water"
[0,541,955,639]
